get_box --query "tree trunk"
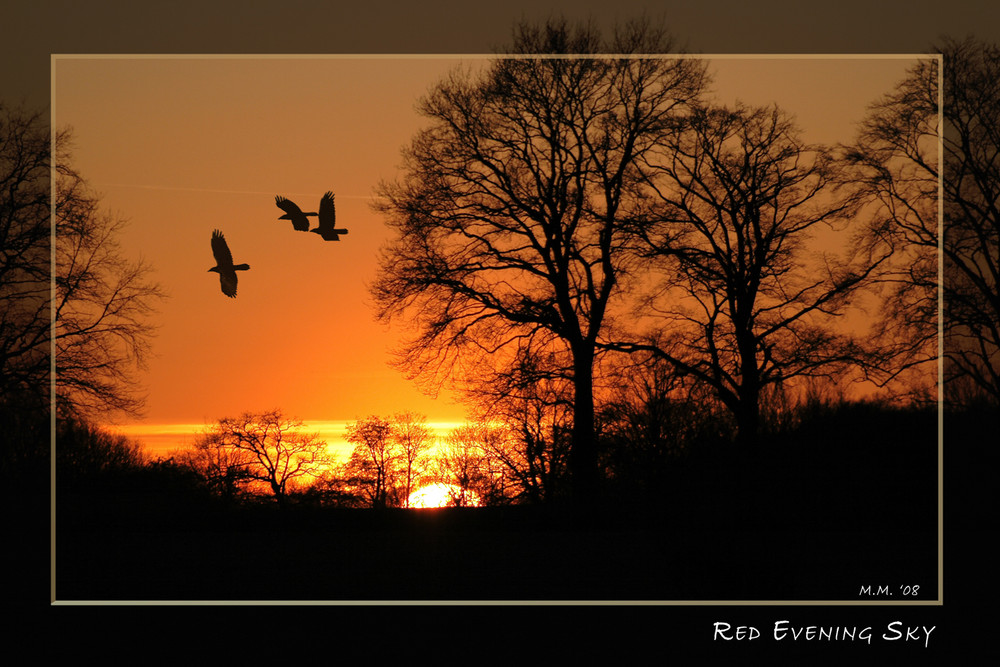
[735,322,762,450]
[570,346,599,504]
[271,480,286,508]
[734,385,761,450]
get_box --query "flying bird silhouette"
[208,229,250,298]
[310,191,349,241]
[275,195,317,231]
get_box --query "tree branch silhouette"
[193,409,330,506]
[2,102,164,442]
[846,39,1000,407]
[610,102,880,448]
[371,17,708,501]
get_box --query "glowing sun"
[408,482,481,508]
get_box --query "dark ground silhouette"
[55,404,942,601]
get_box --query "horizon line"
[52,53,936,59]
[104,419,473,437]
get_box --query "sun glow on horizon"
[408,482,481,509]
[105,419,470,456]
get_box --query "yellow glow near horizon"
[408,482,481,509]
[105,420,470,458]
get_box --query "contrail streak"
[96,183,380,199]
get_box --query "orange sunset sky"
[52,55,925,454]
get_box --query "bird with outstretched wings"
[310,191,349,241]
[275,195,317,231]
[208,229,250,298]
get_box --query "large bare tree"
[371,18,708,500]
[844,57,940,399]
[615,103,878,448]
[55,150,165,419]
[1,103,57,414]
[939,38,999,405]
[0,103,164,421]
[847,40,999,407]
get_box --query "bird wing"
[219,271,238,298]
[318,191,336,230]
[276,195,312,230]
[211,229,234,268]
[275,195,304,216]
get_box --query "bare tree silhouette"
[343,415,400,508]
[939,38,999,406]
[611,103,877,449]
[192,409,329,506]
[464,348,573,503]
[847,39,999,407]
[434,425,494,507]
[844,57,940,400]
[274,195,316,231]
[391,411,433,507]
[179,430,256,501]
[310,191,349,241]
[56,416,147,478]
[371,17,708,501]
[2,105,165,422]
[1,104,52,417]
[208,229,250,298]
[441,419,555,506]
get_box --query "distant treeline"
[56,386,945,517]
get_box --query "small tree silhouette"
[391,412,434,508]
[343,415,399,509]
[191,409,330,506]
[436,423,514,507]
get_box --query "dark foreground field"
[56,505,935,602]
[55,414,940,602]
